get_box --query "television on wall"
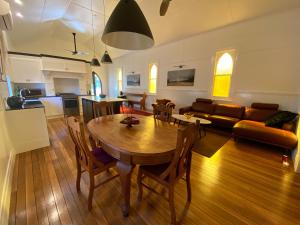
[167,69,195,86]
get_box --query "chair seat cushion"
[92,147,114,165]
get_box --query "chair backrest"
[93,101,114,118]
[140,92,147,103]
[160,121,199,181]
[153,104,171,122]
[66,117,100,171]
[153,102,175,122]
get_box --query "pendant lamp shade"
[101,51,113,64]
[91,58,101,67]
[101,0,154,50]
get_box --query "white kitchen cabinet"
[9,56,43,83]
[41,57,87,74]
[39,97,64,118]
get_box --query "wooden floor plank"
[9,117,300,225]
[25,152,38,225]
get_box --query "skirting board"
[0,151,15,225]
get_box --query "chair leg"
[137,169,143,201]
[76,163,81,192]
[88,174,95,210]
[168,186,176,225]
[186,171,192,202]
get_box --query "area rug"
[192,127,232,158]
[121,106,153,116]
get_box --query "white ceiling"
[5,0,300,60]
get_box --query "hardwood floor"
[9,118,300,225]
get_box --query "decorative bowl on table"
[99,94,106,98]
[120,116,140,128]
[184,113,194,120]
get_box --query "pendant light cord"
[91,0,96,57]
[103,0,107,51]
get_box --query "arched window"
[91,72,102,96]
[212,50,235,98]
[149,63,158,94]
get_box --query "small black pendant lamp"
[101,0,113,64]
[101,0,154,50]
[90,0,100,67]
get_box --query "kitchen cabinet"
[9,56,44,83]
[39,97,64,118]
[41,57,87,74]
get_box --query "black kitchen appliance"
[57,93,79,116]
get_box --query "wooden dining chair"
[137,121,199,224]
[153,102,175,122]
[93,101,114,118]
[66,116,118,210]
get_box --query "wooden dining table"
[87,114,178,216]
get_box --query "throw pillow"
[265,111,298,128]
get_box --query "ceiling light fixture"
[101,0,112,64]
[14,0,23,6]
[16,12,23,18]
[102,0,154,50]
[90,0,100,67]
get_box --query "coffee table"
[172,114,212,137]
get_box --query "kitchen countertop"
[82,96,127,102]
[6,100,45,111]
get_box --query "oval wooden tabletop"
[87,114,178,165]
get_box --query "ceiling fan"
[160,0,172,16]
[65,33,88,56]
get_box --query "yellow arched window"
[117,68,123,92]
[212,50,235,98]
[149,63,158,94]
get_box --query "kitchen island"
[81,96,127,123]
[5,101,50,153]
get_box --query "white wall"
[0,32,15,225]
[108,8,300,112]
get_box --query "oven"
[58,93,80,116]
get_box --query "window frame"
[211,49,237,100]
[92,72,102,96]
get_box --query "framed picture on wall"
[127,74,141,86]
[167,69,195,86]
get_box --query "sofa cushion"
[214,104,245,119]
[192,102,215,114]
[191,111,210,119]
[244,107,277,122]
[251,103,279,110]
[208,115,240,128]
[265,111,298,128]
[233,120,298,150]
[196,98,213,104]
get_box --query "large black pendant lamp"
[101,0,113,64]
[90,0,101,67]
[101,0,154,50]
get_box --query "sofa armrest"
[179,106,192,115]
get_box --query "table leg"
[116,161,134,217]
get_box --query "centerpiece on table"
[120,106,139,127]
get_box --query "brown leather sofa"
[233,103,298,150]
[179,100,298,150]
[179,98,244,128]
